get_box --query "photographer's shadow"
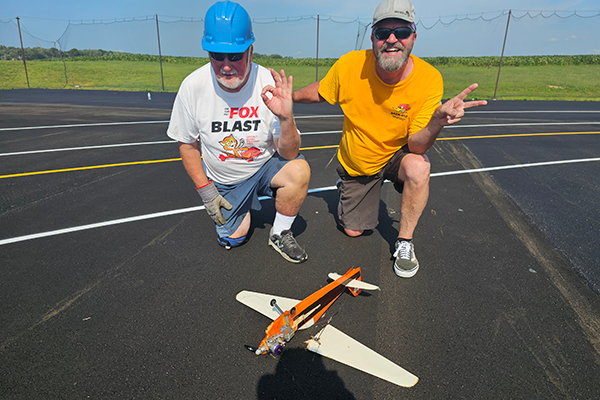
[257,347,356,400]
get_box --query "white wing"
[306,325,418,388]
[328,273,380,291]
[236,290,317,328]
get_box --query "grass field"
[2,59,600,101]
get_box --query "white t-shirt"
[167,62,280,185]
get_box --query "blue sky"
[1,0,599,58]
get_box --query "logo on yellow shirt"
[391,103,411,120]
[392,104,411,113]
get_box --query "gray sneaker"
[269,230,308,263]
[393,240,419,278]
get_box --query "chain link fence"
[1,10,599,98]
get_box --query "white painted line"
[0,133,342,158]
[4,123,600,158]
[467,110,600,114]
[429,157,600,177]
[0,120,169,132]
[2,116,600,159]
[0,141,177,157]
[300,122,600,131]
[2,114,598,134]
[295,115,343,119]
[1,157,599,247]
[0,206,204,246]
[0,110,596,132]
[445,122,600,129]
[299,130,342,136]
[0,116,343,133]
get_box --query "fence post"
[58,42,68,88]
[16,17,30,89]
[155,14,165,91]
[315,14,320,82]
[494,9,511,100]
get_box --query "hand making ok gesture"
[261,68,294,122]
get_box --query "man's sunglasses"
[373,27,415,41]
[209,52,245,62]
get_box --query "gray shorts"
[336,145,410,231]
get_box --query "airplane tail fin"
[328,272,380,296]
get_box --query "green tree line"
[0,45,127,61]
[423,54,600,67]
[2,45,599,67]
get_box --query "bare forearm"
[292,82,325,104]
[178,141,209,187]
[276,119,301,160]
[407,118,444,154]
[409,84,487,154]
[409,84,488,154]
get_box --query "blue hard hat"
[202,1,255,53]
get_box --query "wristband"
[195,180,213,190]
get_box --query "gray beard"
[216,74,244,90]
[216,56,251,90]
[375,44,412,73]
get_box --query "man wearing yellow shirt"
[293,0,487,278]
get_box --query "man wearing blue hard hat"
[167,1,310,263]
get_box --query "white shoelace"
[393,241,412,260]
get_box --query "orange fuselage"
[257,267,363,355]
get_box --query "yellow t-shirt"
[319,50,443,176]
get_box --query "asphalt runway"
[1,89,600,399]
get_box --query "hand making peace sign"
[433,83,488,127]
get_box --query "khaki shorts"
[336,145,410,231]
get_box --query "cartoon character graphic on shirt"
[218,134,262,162]
[391,103,411,121]
[393,104,411,113]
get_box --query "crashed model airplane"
[236,267,419,388]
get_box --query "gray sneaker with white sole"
[393,239,419,278]
[269,230,308,264]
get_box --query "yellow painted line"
[300,144,339,150]
[2,131,598,179]
[0,146,339,179]
[438,131,600,140]
[0,159,182,179]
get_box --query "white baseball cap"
[373,0,416,26]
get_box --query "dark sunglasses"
[209,52,245,62]
[373,27,415,41]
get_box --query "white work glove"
[196,181,232,226]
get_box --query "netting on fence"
[1,10,599,98]
[2,10,599,59]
